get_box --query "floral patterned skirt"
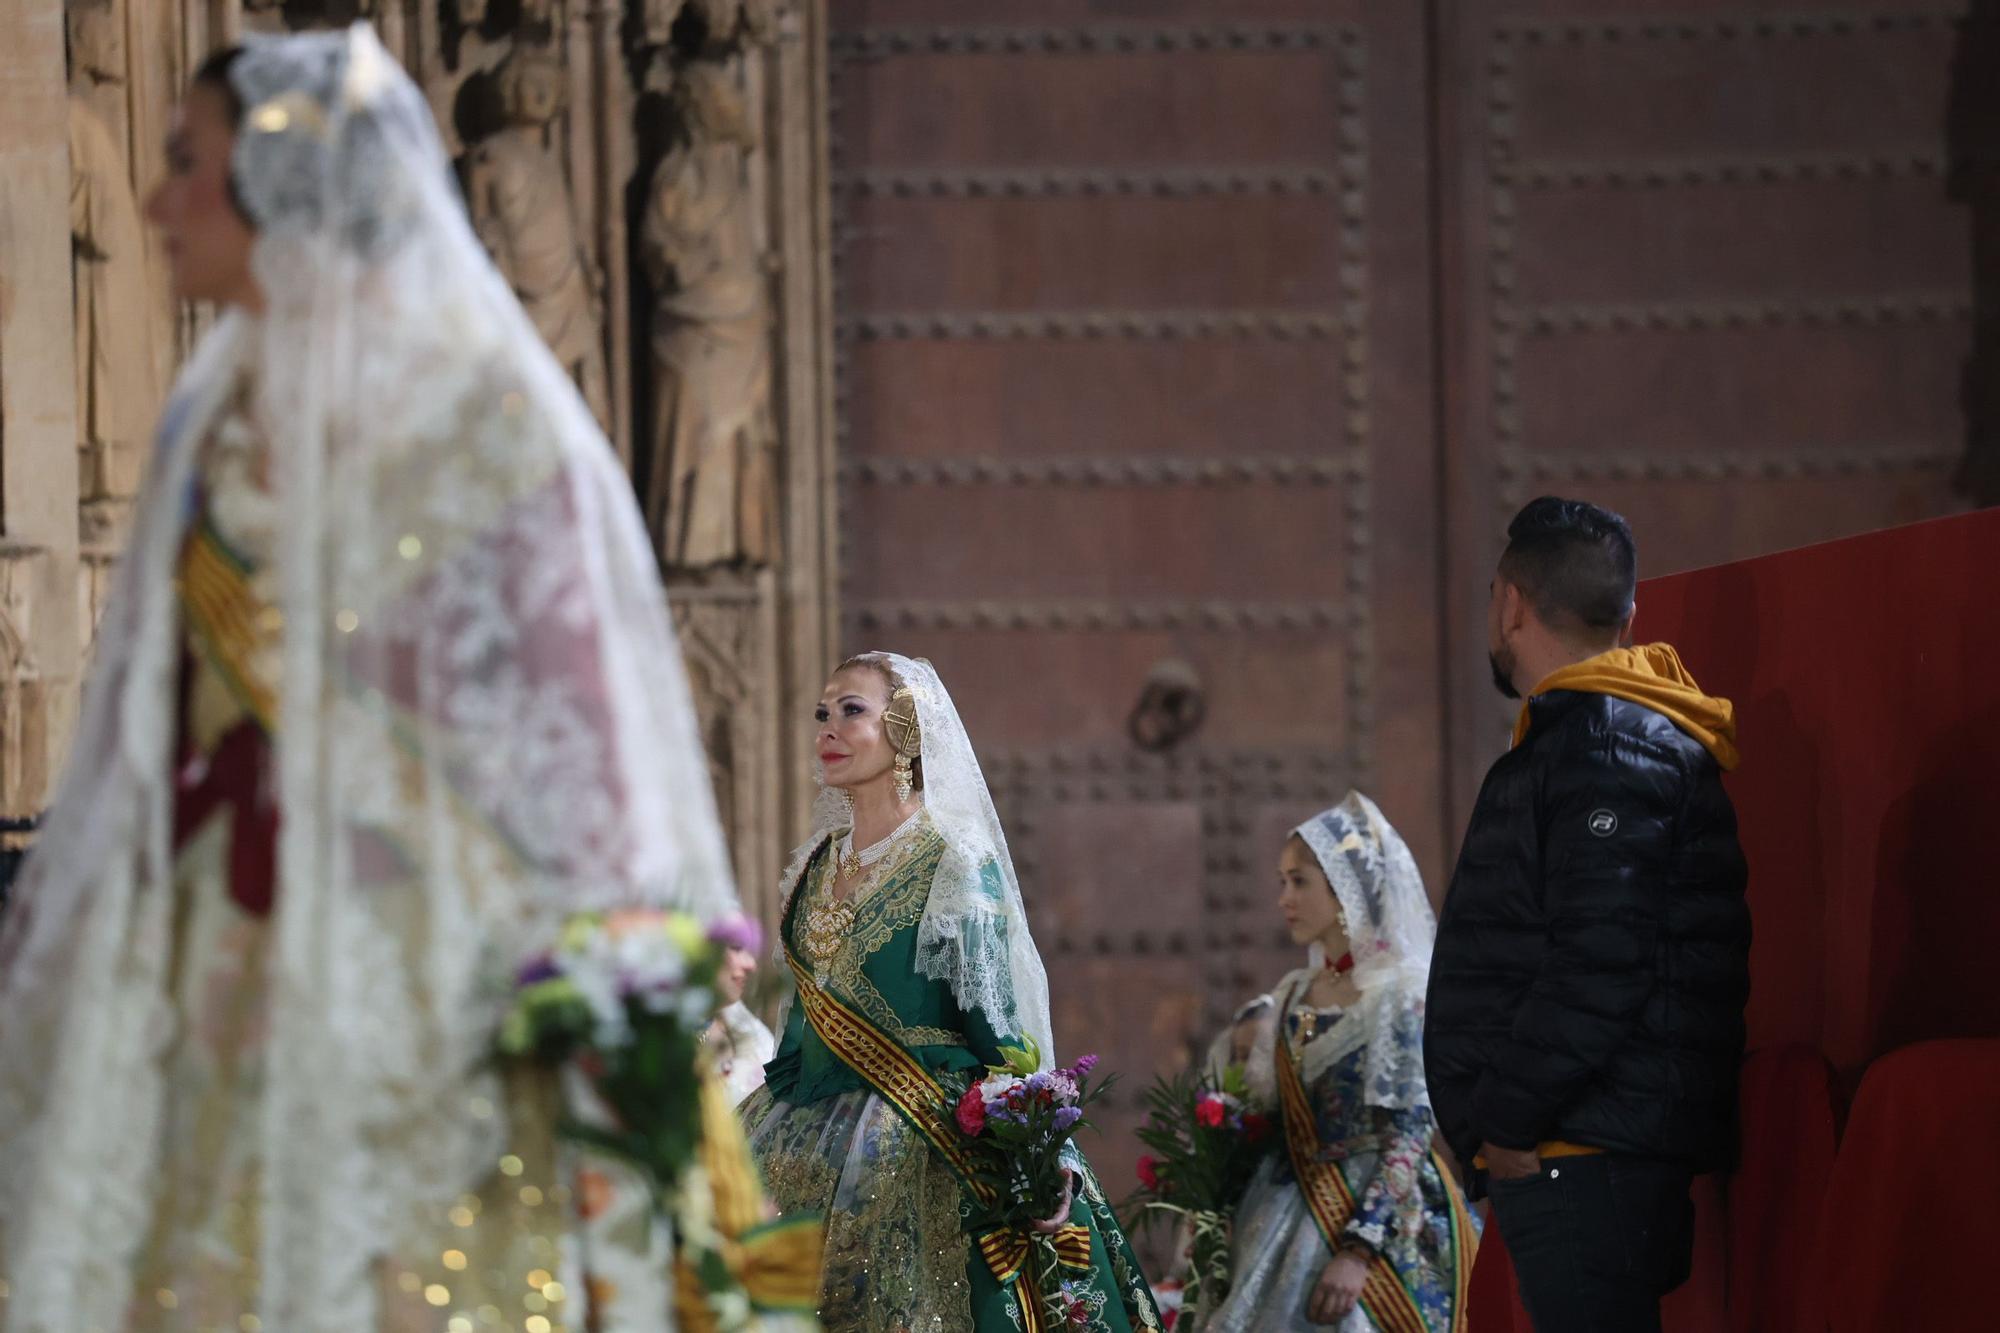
[741,1086,1161,1333]
[1201,1152,1469,1333]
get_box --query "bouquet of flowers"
[1128,1065,1276,1320]
[498,911,821,1331]
[497,908,732,1199]
[952,1038,1115,1328]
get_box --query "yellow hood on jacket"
[1514,643,1740,772]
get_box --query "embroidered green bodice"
[766,821,1013,1106]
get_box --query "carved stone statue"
[642,61,777,569]
[644,0,781,51]
[473,0,554,23]
[65,0,127,154]
[69,93,162,515]
[464,43,614,435]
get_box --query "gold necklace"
[804,815,920,968]
[801,875,856,968]
[1288,972,1353,1050]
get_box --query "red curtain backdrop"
[1639,509,2000,1075]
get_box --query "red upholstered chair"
[1818,1039,2000,1332]
[1662,1173,1727,1332]
[1727,1045,1841,1333]
[1464,1203,1534,1333]
[1470,1175,1729,1332]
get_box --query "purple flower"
[1071,1054,1100,1078]
[1026,1072,1051,1093]
[707,913,763,956]
[516,954,561,987]
[1052,1106,1084,1132]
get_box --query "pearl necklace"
[836,807,922,879]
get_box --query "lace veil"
[0,24,735,1331]
[778,652,1056,1065]
[1232,793,1438,1116]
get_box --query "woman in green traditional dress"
[741,653,1162,1333]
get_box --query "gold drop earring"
[893,753,915,803]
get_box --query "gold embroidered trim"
[786,956,993,1204]
[898,1026,967,1049]
[799,828,955,1048]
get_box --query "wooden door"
[1435,0,1972,818]
[829,0,1443,1210]
[827,0,1976,1232]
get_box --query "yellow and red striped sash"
[784,951,996,1206]
[788,950,1104,1331]
[1274,1032,1474,1333]
[177,518,278,731]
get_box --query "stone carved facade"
[642,60,780,570]
[0,0,837,929]
[467,41,614,437]
[69,94,162,556]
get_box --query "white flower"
[672,986,715,1029]
[610,927,688,997]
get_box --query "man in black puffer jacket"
[1426,497,1750,1333]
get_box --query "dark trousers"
[1486,1154,1694,1333]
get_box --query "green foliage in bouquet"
[953,1037,1116,1234]
[495,910,724,1205]
[1127,1064,1278,1319]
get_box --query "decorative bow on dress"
[979,1224,1095,1332]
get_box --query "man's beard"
[1488,648,1520,700]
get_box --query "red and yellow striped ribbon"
[978,1223,1092,1286]
[1274,1034,1473,1333]
[671,1067,825,1330]
[979,1224,1094,1333]
[785,952,996,1206]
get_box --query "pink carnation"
[955,1083,988,1136]
[1195,1095,1226,1129]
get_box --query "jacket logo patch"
[1588,809,1619,837]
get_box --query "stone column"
[0,3,84,814]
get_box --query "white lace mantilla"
[0,24,737,1332]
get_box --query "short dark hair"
[1498,496,1637,634]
